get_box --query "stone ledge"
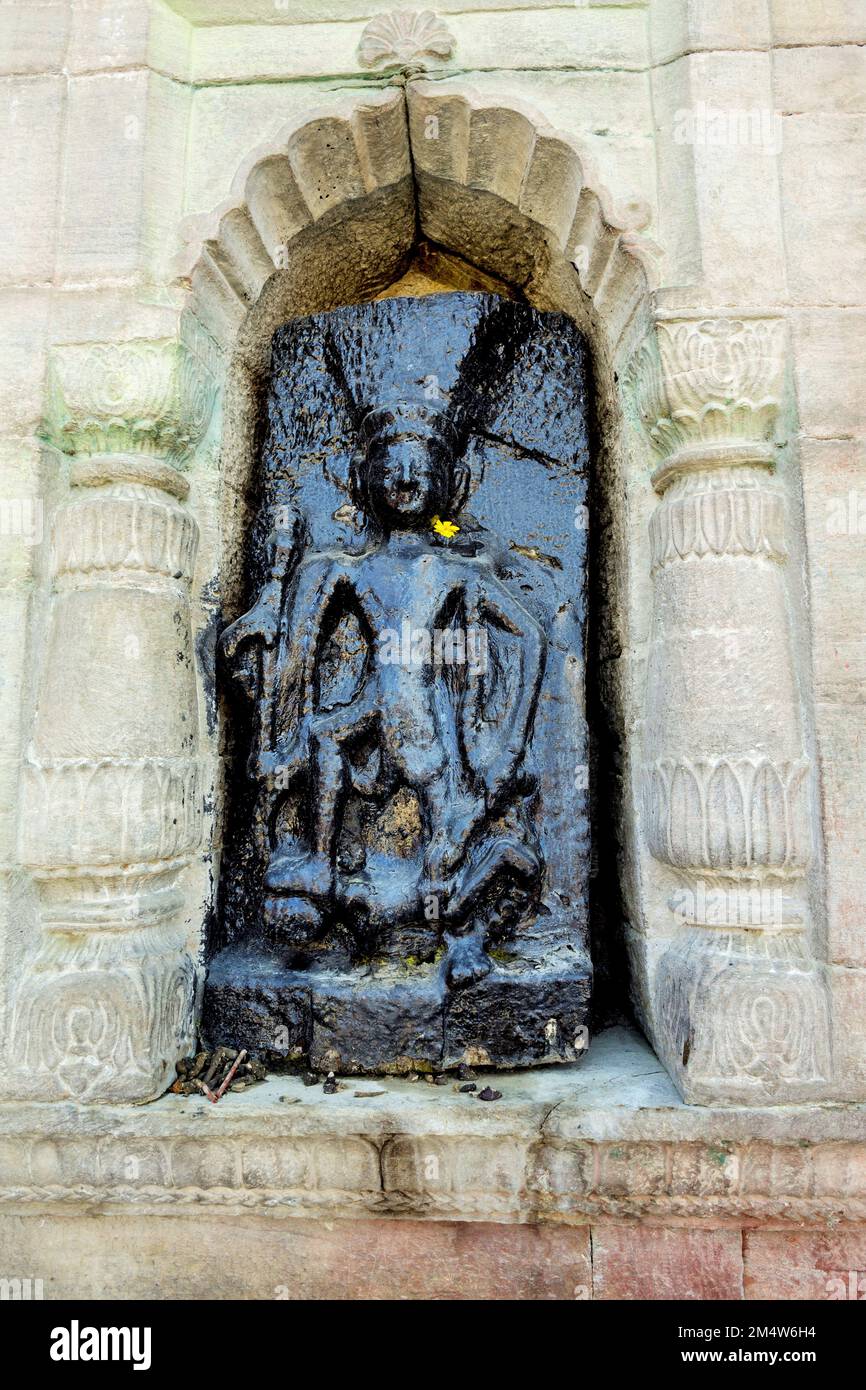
[1,1028,865,1226]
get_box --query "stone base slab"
[4,1025,866,1297]
[8,1212,866,1299]
[201,945,591,1072]
[2,1028,866,1234]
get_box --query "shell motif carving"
[358,10,455,71]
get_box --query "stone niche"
[7,78,835,1112]
[203,292,592,1073]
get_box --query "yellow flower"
[431,515,460,538]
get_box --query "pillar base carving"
[656,922,831,1105]
[9,909,196,1104]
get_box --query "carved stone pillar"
[632,314,830,1104]
[10,340,213,1102]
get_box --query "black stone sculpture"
[202,292,592,1072]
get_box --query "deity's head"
[353,404,466,531]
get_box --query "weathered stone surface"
[6,333,215,1104]
[56,72,151,282]
[813,702,866,968]
[828,967,866,1095]
[205,292,592,1072]
[592,1226,744,1300]
[744,1230,866,1301]
[780,115,866,306]
[773,44,866,117]
[0,75,65,284]
[0,1212,592,1301]
[790,309,866,438]
[0,0,69,76]
[769,0,866,46]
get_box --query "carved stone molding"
[177,84,655,357]
[53,484,199,585]
[1,1057,864,1220]
[20,758,202,869]
[643,756,811,876]
[358,10,455,71]
[656,927,831,1104]
[627,316,785,488]
[648,468,787,573]
[9,925,195,1103]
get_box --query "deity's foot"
[443,929,493,990]
[425,793,486,881]
[264,847,332,900]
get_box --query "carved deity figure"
[205,293,591,1073]
[220,402,546,986]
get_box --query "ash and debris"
[171,1046,267,1098]
[170,1049,503,1102]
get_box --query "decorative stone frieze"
[643,755,811,874]
[20,758,201,868]
[631,317,785,479]
[648,469,788,573]
[629,313,831,1103]
[10,341,214,1104]
[1,1040,865,1223]
[10,923,195,1104]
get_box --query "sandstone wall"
[0,0,863,1103]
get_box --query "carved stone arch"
[20,80,830,1106]
[178,84,656,364]
[177,81,659,721]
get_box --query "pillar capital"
[627,313,787,490]
[41,337,216,466]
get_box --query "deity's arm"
[269,554,346,757]
[219,507,306,702]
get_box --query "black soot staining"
[202,293,593,1074]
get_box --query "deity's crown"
[359,401,459,451]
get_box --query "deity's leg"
[265,730,349,900]
[423,766,487,883]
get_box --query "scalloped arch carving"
[178,82,657,367]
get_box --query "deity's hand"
[220,599,279,661]
[217,599,279,705]
[218,505,307,675]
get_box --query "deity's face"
[361,433,451,530]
